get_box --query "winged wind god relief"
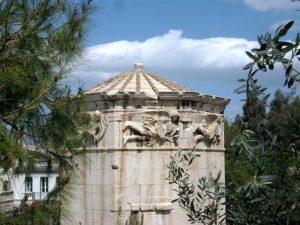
[192,114,222,148]
[122,111,180,147]
[88,110,108,147]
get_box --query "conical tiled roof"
[85,63,193,99]
[85,63,230,105]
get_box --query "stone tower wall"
[63,96,227,225]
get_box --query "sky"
[69,0,300,120]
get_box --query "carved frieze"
[122,111,222,148]
[123,110,180,147]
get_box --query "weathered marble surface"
[86,109,225,150]
[63,64,229,225]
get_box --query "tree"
[0,0,93,224]
[225,118,254,189]
[168,21,300,225]
[226,21,300,224]
[226,91,300,225]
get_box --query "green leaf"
[285,64,292,77]
[243,62,255,70]
[249,69,259,78]
[245,51,257,61]
[260,87,268,93]
[275,23,285,35]
[295,33,300,45]
[276,58,289,63]
[257,63,267,72]
[234,85,247,94]
[288,78,294,88]
[277,41,295,49]
[216,170,222,181]
[257,35,263,46]
[276,21,294,38]
[184,154,188,161]
[259,43,267,51]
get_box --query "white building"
[13,163,59,206]
[0,170,14,211]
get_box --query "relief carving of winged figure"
[92,110,107,147]
[123,115,159,147]
[193,114,222,147]
[123,111,180,147]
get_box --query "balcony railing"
[24,192,48,201]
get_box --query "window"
[182,100,190,109]
[25,177,32,193]
[40,177,48,193]
[56,176,60,187]
[2,181,11,192]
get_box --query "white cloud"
[68,30,290,120]
[70,30,257,87]
[243,0,299,11]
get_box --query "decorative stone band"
[116,199,173,212]
[86,91,230,105]
[82,147,226,152]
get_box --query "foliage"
[0,0,93,224]
[226,89,300,225]
[169,20,300,225]
[0,200,61,225]
[236,21,300,125]
[226,20,300,225]
[224,120,255,188]
[167,150,225,225]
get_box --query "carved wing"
[94,115,107,144]
[194,114,208,123]
[206,114,219,124]
[156,121,166,139]
[194,114,219,124]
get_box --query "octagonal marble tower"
[65,64,230,225]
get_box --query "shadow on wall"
[116,207,144,225]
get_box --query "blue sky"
[70,0,300,120]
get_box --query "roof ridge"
[148,73,192,92]
[119,72,134,92]
[143,72,158,94]
[106,72,129,92]
[85,72,124,93]
[136,71,141,93]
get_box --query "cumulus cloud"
[68,30,289,119]
[70,29,257,87]
[243,0,299,11]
